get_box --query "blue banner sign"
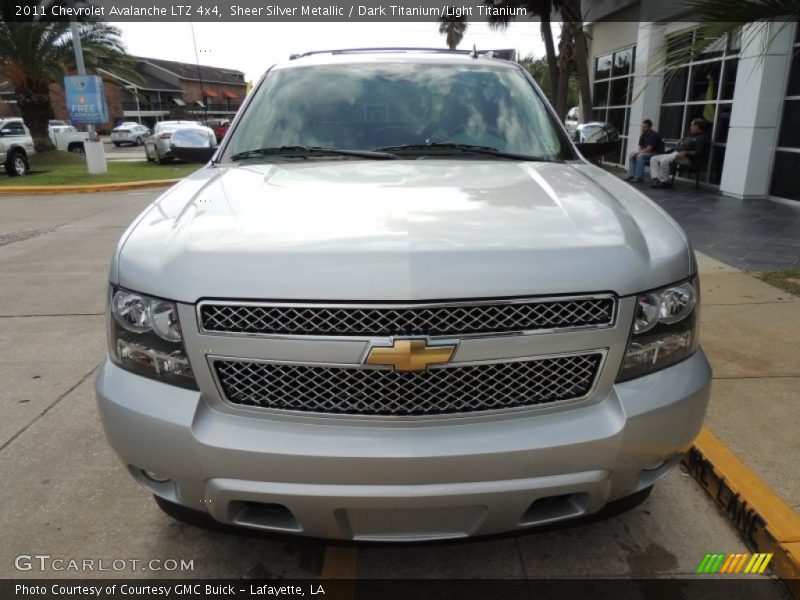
[64,75,109,125]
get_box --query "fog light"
[143,470,171,483]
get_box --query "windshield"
[225,62,573,161]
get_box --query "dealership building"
[584,2,799,202]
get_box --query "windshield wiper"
[230,145,398,161]
[373,143,552,161]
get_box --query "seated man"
[625,119,664,183]
[649,118,710,188]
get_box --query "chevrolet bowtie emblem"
[365,339,456,372]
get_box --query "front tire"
[113,142,121,147]
[68,143,85,155]
[5,150,29,177]
[135,137,143,146]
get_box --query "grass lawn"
[757,269,800,297]
[0,151,199,186]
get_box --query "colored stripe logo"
[696,553,773,574]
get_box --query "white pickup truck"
[49,125,91,154]
[0,118,36,176]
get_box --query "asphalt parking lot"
[0,190,791,592]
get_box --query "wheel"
[5,149,29,177]
[112,142,121,147]
[135,137,143,146]
[68,143,85,155]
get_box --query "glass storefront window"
[660,29,738,183]
[662,68,688,103]
[659,105,684,139]
[595,55,612,80]
[777,99,800,149]
[613,47,634,77]
[688,61,722,103]
[770,23,800,201]
[720,59,739,100]
[592,45,636,166]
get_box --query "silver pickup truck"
[96,49,711,541]
[0,118,36,176]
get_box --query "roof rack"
[288,47,495,60]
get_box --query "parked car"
[565,106,581,138]
[110,123,151,147]
[0,118,36,176]
[97,49,710,541]
[205,118,230,143]
[143,120,207,163]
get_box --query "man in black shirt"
[625,119,664,183]
[650,118,710,188]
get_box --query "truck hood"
[114,160,692,302]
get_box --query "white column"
[627,22,666,157]
[720,22,794,199]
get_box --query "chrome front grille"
[199,296,616,337]
[212,352,604,417]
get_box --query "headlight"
[108,287,198,389]
[617,277,700,382]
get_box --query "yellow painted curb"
[683,427,800,592]
[0,178,180,195]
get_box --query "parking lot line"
[320,546,357,598]
[683,427,800,594]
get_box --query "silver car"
[110,123,151,147]
[97,49,711,541]
[143,120,209,163]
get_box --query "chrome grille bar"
[212,352,604,417]
[198,296,616,338]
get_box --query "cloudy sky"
[113,21,546,82]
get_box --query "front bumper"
[96,349,711,541]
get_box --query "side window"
[3,122,24,136]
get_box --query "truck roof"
[275,48,517,70]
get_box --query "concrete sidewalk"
[695,252,800,511]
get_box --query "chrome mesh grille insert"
[200,297,615,337]
[213,353,603,416]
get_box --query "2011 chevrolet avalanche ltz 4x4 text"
[96,48,711,541]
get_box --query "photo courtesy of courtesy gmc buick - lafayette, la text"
[96,48,711,541]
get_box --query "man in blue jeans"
[625,119,664,183]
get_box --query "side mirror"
[575,122,620,158]
[170,127,218,163]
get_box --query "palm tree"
[636,0,799,101]
[682,0,800,55]
[438,11,468,50]
[0,0,138,151]
[485,0,562,108]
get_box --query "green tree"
[438,11,468,49]
[519,53,579,108]
[486,0,561,103]
[484,0,591,121]
[0,0,138,151]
